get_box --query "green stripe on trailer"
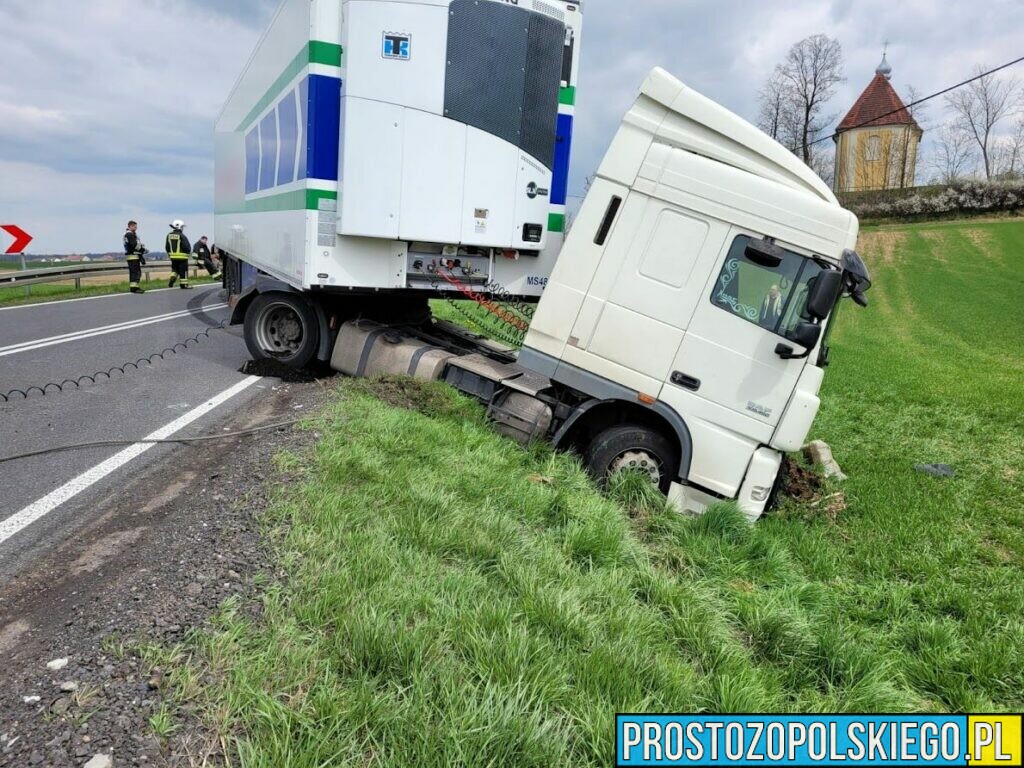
[237,42,344,132]
[309,41,343,67]
[548,213,566,233]
[559,86,576,106]
[216,188,338,214]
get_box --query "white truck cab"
[516,69,869,519]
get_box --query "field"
[163,219,1022,765]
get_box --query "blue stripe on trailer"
[297,76,309,180]
[551,112,573,206]
[306,74,342,182]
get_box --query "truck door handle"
[671,372,701,391]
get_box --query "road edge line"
[0,304,228,357]
[0,375,263,546]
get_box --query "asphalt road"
[0,286,273,583]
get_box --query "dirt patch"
[778,458,848,524]
[963,228,995,251]
[780,457,823,502]
[348,374,468,421]
[858,230,908,268]
[0,381,327,768]
[0,620,29,656]
[68,527,149,576]
[988,542,1016,564]
[239,358,334,383]
[918,230,952,262]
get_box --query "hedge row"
[844,181,1024,222]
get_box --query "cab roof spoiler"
[637,68,840,206]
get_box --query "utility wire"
[0,419,309,465]
[810,54,1024,148]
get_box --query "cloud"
[1,0,1022,253]
[0,0,268,252]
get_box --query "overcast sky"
[1,0,1020,254]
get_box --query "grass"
[169,219,1022,765]
[0,273,220,307]
[431,297,534,347]
[0,260,53,270]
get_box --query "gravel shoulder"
[0,376,330,768]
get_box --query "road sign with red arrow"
[1,225,33,255]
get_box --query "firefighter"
[123,220,148,294]
[166,219,193,289]
[192,236,221,279]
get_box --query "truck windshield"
[711,235,827,337]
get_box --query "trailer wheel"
[584,424,678,494]
[244,292,319,369]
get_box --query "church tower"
[833,53,923,192]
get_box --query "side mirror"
[745,239,784,268]
[776,321,823,359]
[806,270,844,321]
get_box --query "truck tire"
[583,424,679,494]
[244,292,319,369]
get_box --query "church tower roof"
[836,56,919,133]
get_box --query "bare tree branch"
[756,68,802,153]
[903,85,928,128]
[775,34,846,164]
[944,66,1019,180]
[928,123,978,184]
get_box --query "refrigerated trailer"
[216,0,582,348]
[217,1,871,520]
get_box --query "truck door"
[575,194,730,388]
[663,230,826,431]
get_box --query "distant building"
[833,53,923,193]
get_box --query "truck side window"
[711,235,824,337]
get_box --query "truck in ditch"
[215,0,871,520]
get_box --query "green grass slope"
[168,219,1023,765]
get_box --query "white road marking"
[0,285,219,312]
[0,376,262,546]
[0,303,228,357]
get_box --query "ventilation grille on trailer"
[444,0,565,170]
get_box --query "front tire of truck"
[583,424,679,495]
[244,292,319,369]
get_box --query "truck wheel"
[244,292,319,369]
[583,424,679,494]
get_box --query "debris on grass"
[803,440,848,481]
[808,492,849,523]
[780,457,823,503]
[915,463,956,478]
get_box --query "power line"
[810,54,1024,147]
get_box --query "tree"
[990,118,1024,179]
[944,67,1019,180]
[757,70,799,152]
[903,85,928,128]
[775,34,845,164]
[810,145,835,188]
[929,123,978,184]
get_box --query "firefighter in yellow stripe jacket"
[165,219,193,289]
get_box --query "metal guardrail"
[0,261,202,290]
